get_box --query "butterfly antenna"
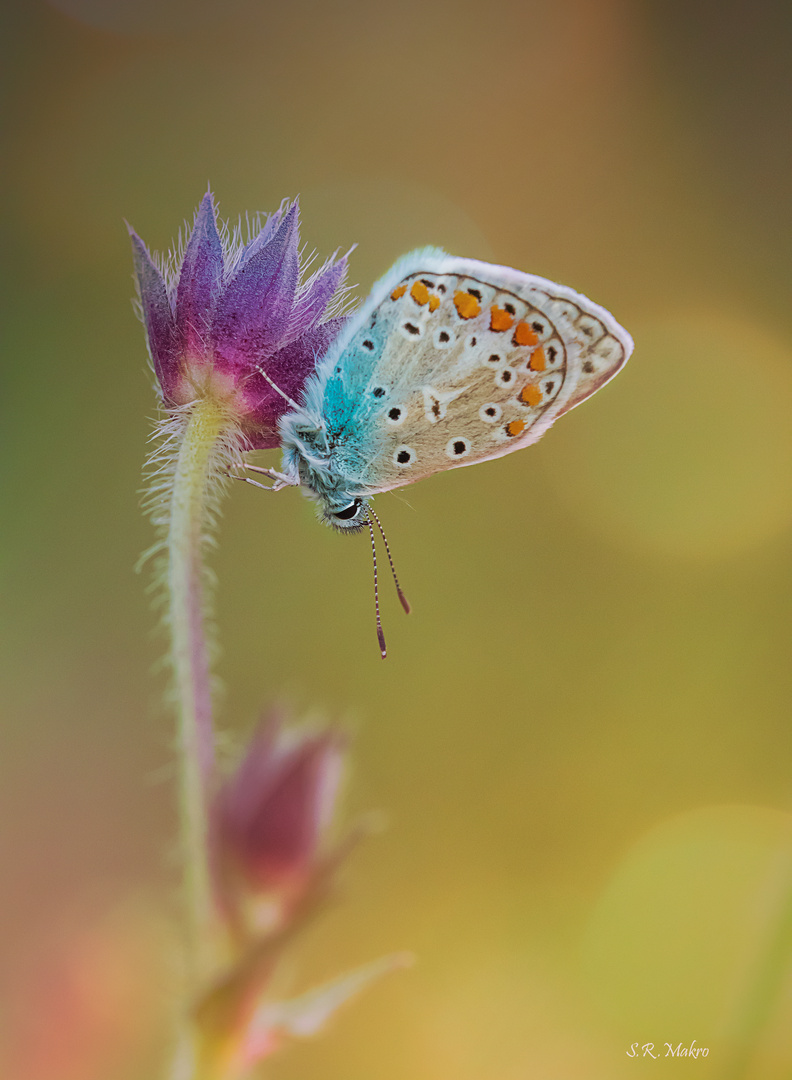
[368,507,411,614]
[366,515,387,659]
[254,364,329,450]
[254,365,303,412]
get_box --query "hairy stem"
[167,396,233,984]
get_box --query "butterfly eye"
[333,499,362,521]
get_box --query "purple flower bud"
[213,714,345,921]
[129,192,350,448]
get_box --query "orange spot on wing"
[490,306,514,331]
[506,419,525,437]
[529,346,546,372]
[519,383,543,407]
[513,321,539,347]
[428,295,440,311]
[410,281,430,305]
[454,291,482,319]
[391,284,407,300]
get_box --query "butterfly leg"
[242,463,296,485]
[229,461,297,492]
[232,473,288,492]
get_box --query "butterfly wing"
[290,249,633,496]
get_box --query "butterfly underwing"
[274,247,633,530]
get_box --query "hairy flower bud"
[213,714,345,932]
[129,192,349,447]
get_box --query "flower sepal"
[130,192,349,448]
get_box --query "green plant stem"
[168,396,231,986]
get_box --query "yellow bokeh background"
[3,0,792,1077]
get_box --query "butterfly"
[243,248,633,653]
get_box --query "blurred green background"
[2,0,792,1077]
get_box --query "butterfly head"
[321,494,372,532]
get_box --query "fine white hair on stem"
[139,403,246,717]
[140,398,248,985]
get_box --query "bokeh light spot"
[541,312,792,561]
[582,805,792,1045]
